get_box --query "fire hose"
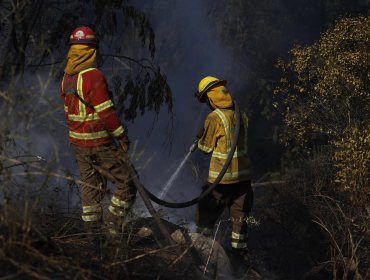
[92,101,240,251]
[137,101,241,209]
[93,101,241,210]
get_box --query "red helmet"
[69,26,98,45]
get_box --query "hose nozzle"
[189,139,198,153]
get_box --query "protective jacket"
[197,85,251,184]
[60,67,126,146]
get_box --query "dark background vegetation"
[0,0,369,279]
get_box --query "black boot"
[105,213,128,241]
[196,226,213,237]
[229,248,251,278]
[84,221,104,246]
[232,248,250,261]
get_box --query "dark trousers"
[196,181,254,241]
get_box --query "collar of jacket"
[207,85,233,109]
[64,44,97,75]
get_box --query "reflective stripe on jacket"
[61,68,126,146]
[198,108,251,184]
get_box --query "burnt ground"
[0,209,199,280]
[0,184,331,280]
[247,184,331,280]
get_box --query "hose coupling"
[189,139,199,153]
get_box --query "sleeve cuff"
[198,142,213,153]
[111,125,125,138]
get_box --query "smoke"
[119,0,235,224]
[0,0,236,225]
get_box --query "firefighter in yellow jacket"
[195,76,254,259]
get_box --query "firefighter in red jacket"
[60,26,136,235]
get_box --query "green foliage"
[275,16,369,194]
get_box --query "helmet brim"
[69,39,98,45]
[196,79,227,102]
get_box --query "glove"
[119,135,130,153]
[196,127,205,139]
[189,139,198,152]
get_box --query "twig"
[312,217,346,270]
[1,159,45,170]
[105,245,176,266]
[52,232,94,240]
[302,261,332,279]
[157,231,209,279]
[101,54,156,72]
[165,241,195,270]
[0,271,23,280]
[252,180,287,187]
[204,220,223,275]
[7,258,50,280]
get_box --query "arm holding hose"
[189,127,205,152]
[140,102,241,208]
[197,115,218,154]
[91,102,240,209]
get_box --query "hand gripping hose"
[141,101,241,208]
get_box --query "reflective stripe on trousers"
[108,195,132,217]
[231,231,248,249]
[81,204,102,222]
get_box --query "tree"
[206,0,369,177]
[0,0,172,122]
[275,16,369,278]
[275,16,369,195]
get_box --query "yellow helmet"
[195,76,227,102]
